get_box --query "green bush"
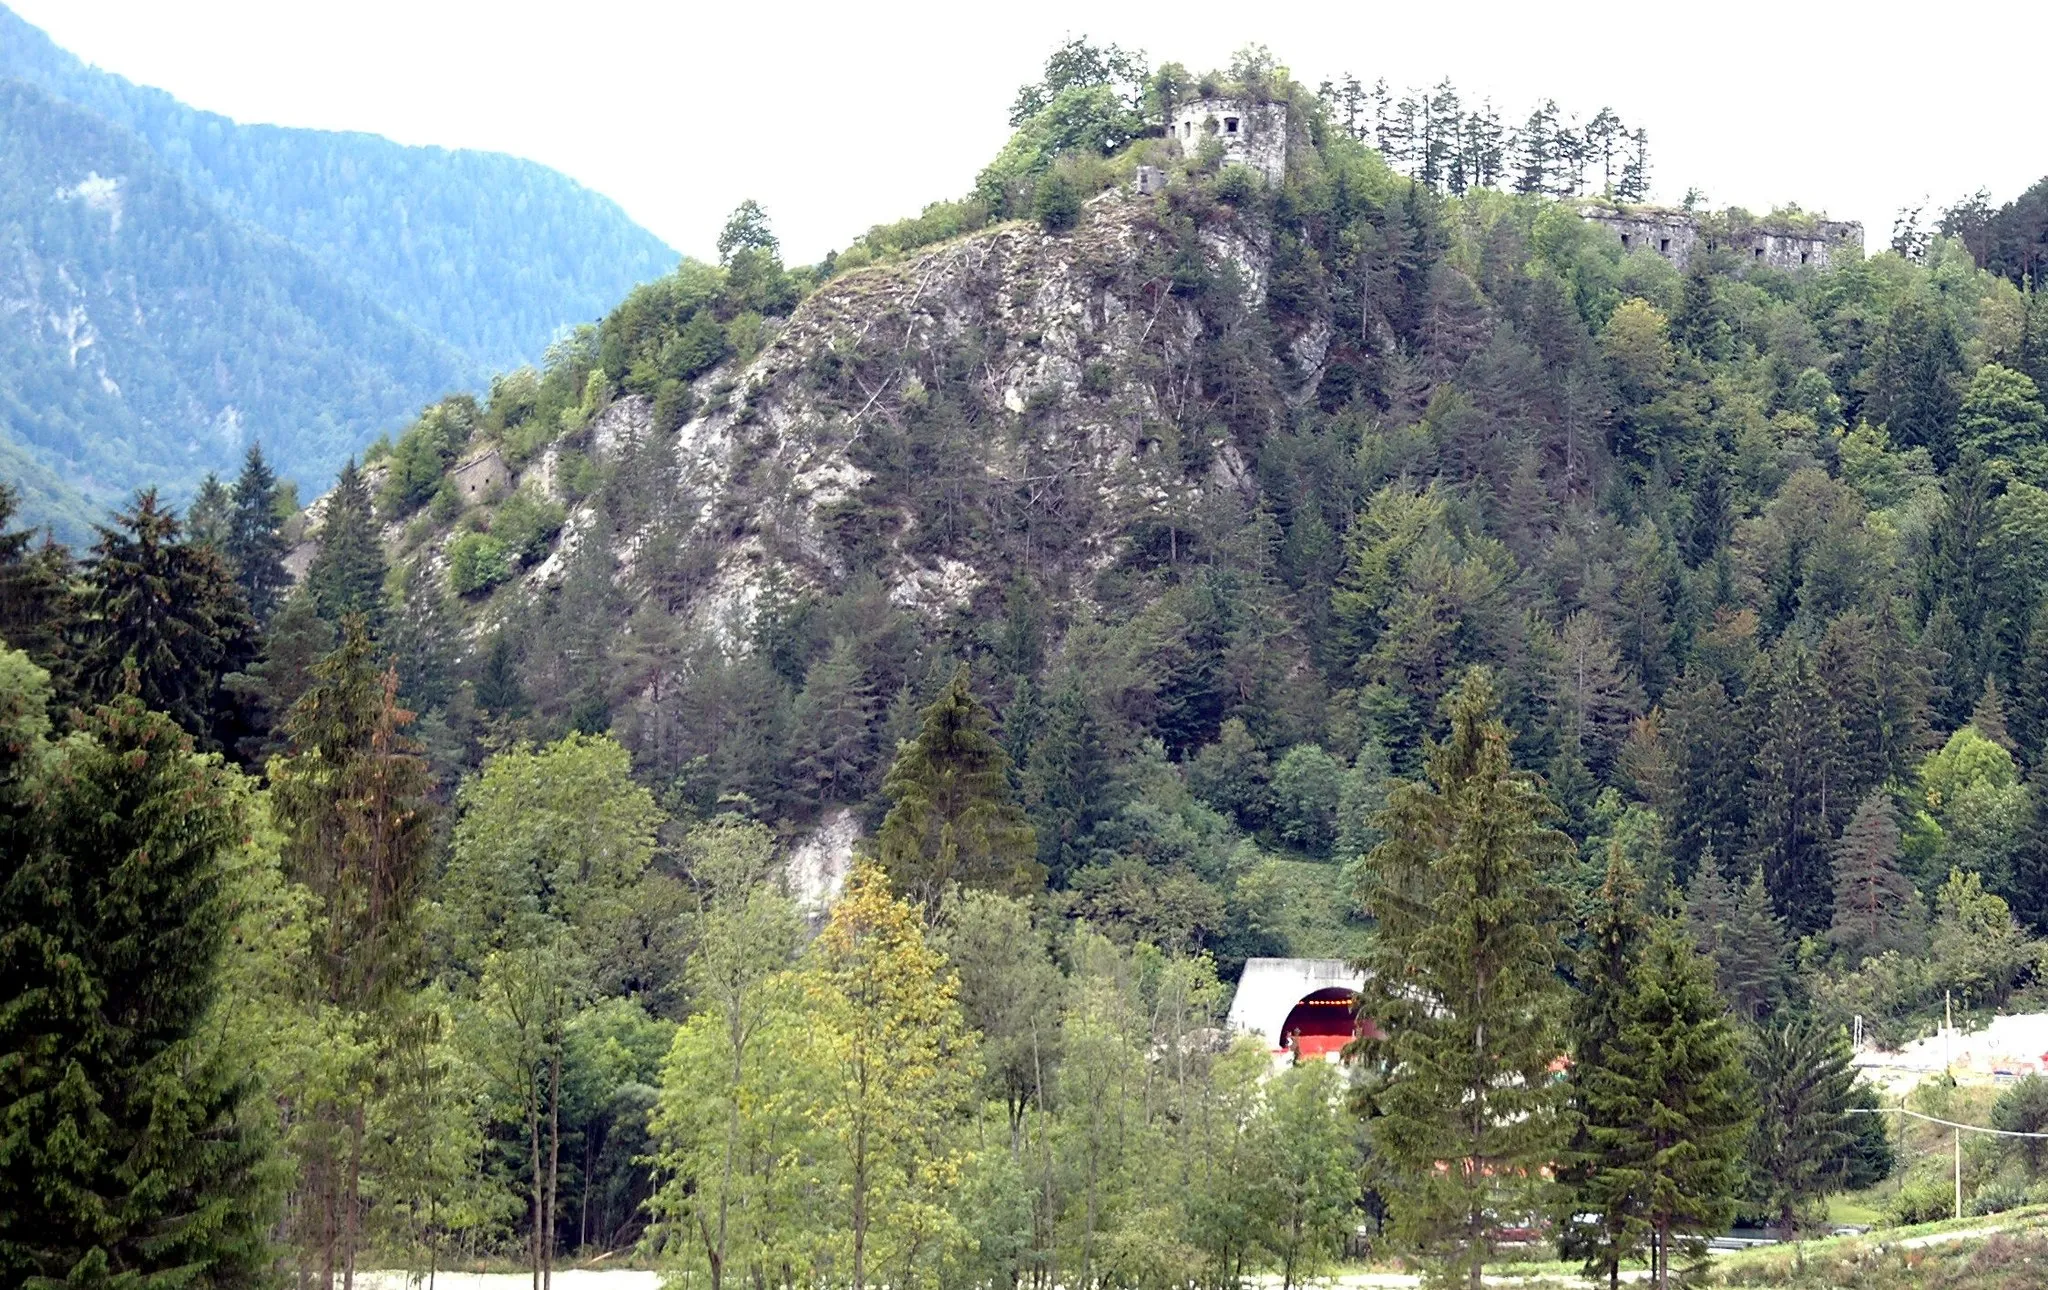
[1885,1174,1955,1225]
[1967,1178,2027,1216]
[494,490,566,565]
[446,531,512,596]
[380,396,478,516]
[1035,170,1082,232]
[1214,164,1260,204]
[1270,744,1344,857]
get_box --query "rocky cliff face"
[524,184,1311,649]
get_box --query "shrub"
[1885,1174,1955,1225]
[1035,170,1082,232]
[1968,1178,2028,1217]
[1270,744,1345,857]
[493,490,566,565]
[1214,164,1260,204]
[1185,719,1271,829]
[446,531,512,596]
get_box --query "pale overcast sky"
[9,0,2038,266]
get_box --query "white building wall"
[1170,97,1288,183]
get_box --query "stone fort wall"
[1581,205,1864,272]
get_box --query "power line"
[1850,1105,2048,1140]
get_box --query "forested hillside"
[0,3,678,372]
[0,4,676,538]
[0,80,464,538]
[11,36,2048,1290]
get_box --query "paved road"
[357,1273,661,1290]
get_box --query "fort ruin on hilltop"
[1579,204,1864,271]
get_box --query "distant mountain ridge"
[0,4,678,537]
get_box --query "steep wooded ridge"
[0,3,676,537]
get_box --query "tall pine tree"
[303,460,388,636]
[1827,791,1924,965]
[75,489,255,749]
[1354,667,1572,1289]
[1744,644,1841,934]
[872,663,1040,912]
[226,443,291,627]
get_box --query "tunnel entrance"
[1278,987,1364,1059]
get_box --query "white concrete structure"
[1169,97,1288,184]
[1226,956,1364,1049]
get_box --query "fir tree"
[0,484,73,690]
[872,664,1040,912]
[304,460,387,635]
[1719,867,1789,1020]
[386,565,459,715]
[1666,672,1747,885]
[1556,849,1652,1290]
[1827,791,1924,965]
[1022,674,1116,886]
[1971,675,2018,752]
[2009,782,2048,936]
[1746,1020,1857,1239]
[0,685,273,1284]
[186,472,232,548]
[226,443,291,626]
[788,636,876,802]
[75,489,255,749]
[1354,667,1572,1289]
[1744,644,1840,934]
[1562,859,1752,1290]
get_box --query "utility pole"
[1945,990,1960,1221]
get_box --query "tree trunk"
[546,1045,562,1290]
[851,1115,869,1290]
[528,1076,543,1290]
[344,1097,365,1290]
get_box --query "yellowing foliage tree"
[807,864,979,1290]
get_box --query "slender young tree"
[1353,667,1573,1289]
[806,864,977,1290]
[872,664,1040,912]
[268,617,435,1285]
[1827,792,1924,965]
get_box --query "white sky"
[9,0,2038,266]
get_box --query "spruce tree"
[1719,867,1789,1020]
[386,564,459,715]
[303,460,387,635]
[1747,1020,1857,1239]
[1561,857,1752,1290]
[1354,667,1572,1289]
[1022,674,1117,886]
[1744,644,1840,934]
[226,443,291,626]
[1827,791,1924,965]
[76,489,255,748]
[1971,676,2018,752]
[788,636,876,802]
[1556,850,1652,1290]
[0,484,73,689]
[268,617,435,1279]
[872,663,1040,911]
[2006,781,2048,936]
[2012,606,2048,764]
[1666,672,1747,885]
[0,682,273,1284]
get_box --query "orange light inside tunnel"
[1277,987,1378,1059]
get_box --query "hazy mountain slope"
[0,79,465,539]
[0,3,678,375]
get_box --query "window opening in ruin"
[1620,233,1631,248]
[1660,238,1670,253]
[1755,246,1765,259]
[1225,117,1240,134]
[1801,252,1810,265]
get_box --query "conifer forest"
[14,27,2048,1290]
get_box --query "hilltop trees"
[1354,668,1573,1288]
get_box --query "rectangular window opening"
[1225,117,1240,134]
[1620,233,1631,248]
[1659,237,1671,253]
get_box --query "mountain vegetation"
[0,3,675,539]
[9,33,2048,1289]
